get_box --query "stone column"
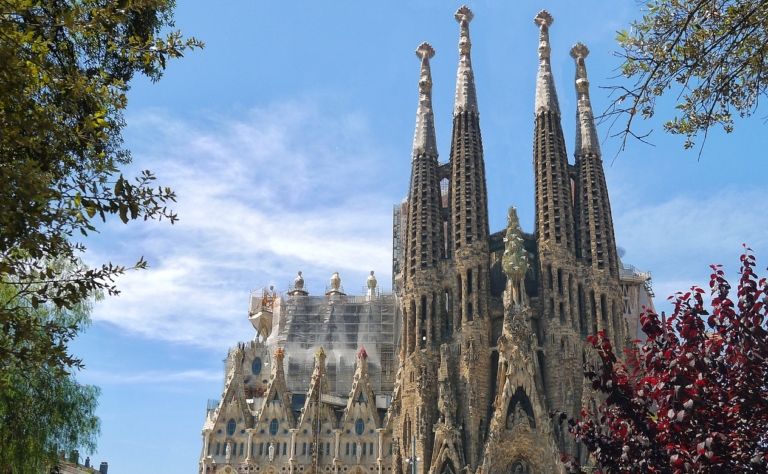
[334,429,342,474]
[376,428,386,474]
[461,271,469,324]
[425,293,433,344]
[473,265,480,320]
[245,429,255,462]
[201,430,211,461]
[415,297,423,349]
[290,428,298,461]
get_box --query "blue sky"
[69,1,768,473]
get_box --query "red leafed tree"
[560,247,768,473]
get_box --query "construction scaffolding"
[264,293,401,398]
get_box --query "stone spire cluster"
[393,7,631,474]
[200,8,655,474]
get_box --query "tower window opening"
[601,294,608,322]
[557,268,563,295]
[467,269,473,294]
[547,265,553,290]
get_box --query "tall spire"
[571,42,620,279]
[413,42,437,157]
[534,10,560,116]
[570,43,600,156]
[402,40,445,353]
[453,5,478,114]
[531,9,576,254]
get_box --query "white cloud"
[614,187,768,312]
[87,102,398,348]
[77,368,222,385]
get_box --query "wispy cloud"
[87,101,399,349]
[77,368,222,385]
[614,187,768,310]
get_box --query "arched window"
[227,418,236,435]
[355,418,365,436]
[269,418,279,436]
[252,357,262,375]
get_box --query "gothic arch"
[439,458,457,474]
[506,386,535,429]
[506,458,532,473]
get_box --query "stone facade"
[199,6,655,474]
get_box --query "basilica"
[198,7,655,474]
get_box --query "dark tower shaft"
[447,6,492,470]
[571,43,623,341]
[403,42,445,357]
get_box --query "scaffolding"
[264,293,401,398]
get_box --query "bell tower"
[446,6,492,470]
[398,41,445,474]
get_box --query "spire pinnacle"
[533,10,560,116]
[412,42,437,157]
[453,5,478,114]
[570,42,600,155]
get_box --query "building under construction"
[198,7,655,474]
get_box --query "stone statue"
[464,337,478,361]
[367,271,377,291]
[225,442,232,462]
[269,442,275,462]
[356,442,362,464]
[506,404,533,430]
[438,345,457,427]
[294,271,305,291]
[330,271,341,291]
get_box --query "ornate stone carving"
[570,42,590,93]
[366,271,377,291]
[330,272,341,291]
[533,11,554,59]
[294,271,305,291]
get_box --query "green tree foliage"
[610,0,768,151]
[0,1,202,375]
[0,276,100,473]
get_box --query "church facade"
[199,7,655,474]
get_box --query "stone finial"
[294,271,304,291]
[455,5,474,24]
[274,347,284,361]
[412,42,438,156]
[534,10,553,59]
[330,271,341,291]
[534,10,554,28]
[366,271,377,290]
[315,346,326,360]
[453,6,478,114]
[571,42,600,155]
[416,42,435,95]
[455,6,474,52]
[357,347,368,359]
[570,42,590,94]
[533,10,560,116]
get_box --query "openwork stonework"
[199,6,656,474]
